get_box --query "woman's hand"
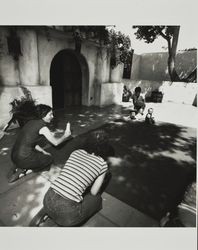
[35,145,51,156]
[64,122,71,138]
[39,123,72,147]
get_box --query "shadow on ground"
[48,118,196,220]
[0,174,50,226]
[0,105,196,224]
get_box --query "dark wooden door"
[50,52,82,109]
[63,54,82,106]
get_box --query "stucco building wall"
[0,26,122,128]
[0,28,20,86]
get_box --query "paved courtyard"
[0,101,197,227]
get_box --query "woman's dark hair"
[83,130,112,160]
[36,104,52,119]
[135,86,141,93]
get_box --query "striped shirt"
[51,149,108,202]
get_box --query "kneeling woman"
[9,104,71,182]
[43,130,110,226]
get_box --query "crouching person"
[43,130,111,226]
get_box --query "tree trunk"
[167,26,181,82]
[167,55,180,81]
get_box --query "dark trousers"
[134,103,146,113]
[43,188,102,226]
[12,151,53,171]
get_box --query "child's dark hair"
[135,87,141,93]
[36,104,52,119]
[83,130,111,160]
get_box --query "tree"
[34,26,132,69]
[106,29,132,68]
[63,26,132,68]
[133,26,197,82]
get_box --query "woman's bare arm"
[39,122,71,146]
[35,145,51,155]
[90,172,106,196]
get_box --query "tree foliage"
[30,26,132,69]
[133,26,175,43]
[9,86,38,126]
[64,26,132,68]
[107,29,132,68]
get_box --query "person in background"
[9,104,72,183]
[131,87,145,118]
[122,85,132,102]
[145,108,155,124]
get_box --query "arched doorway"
[50,50,88,110]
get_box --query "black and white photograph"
[0,1,197,250]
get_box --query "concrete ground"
[0,101,197,227]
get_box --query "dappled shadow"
[0,104,196,225]
[48,118,196,221]
[0,131,63,226]
[0,130,62,226]
[0,174,50,226]
[53,105,127,133]
[107,154,195,220]
[103,119,196,157]
[99,119,196,220]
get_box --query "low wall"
[0,86,52,129]
[100,82,124,107]
[122,79,197,106]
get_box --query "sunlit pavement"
[0,101,196,227]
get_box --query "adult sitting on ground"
[122,85,132,102]
[9,104,72,183]
[130,86,146,119]
[42,130,112,226]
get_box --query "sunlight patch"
[114,137,122,142]
[117,176,125,182]
[108,156,123,167]
[0,147,10,155]
[0,152,7,155]
[27,194,35,202]
[159,134,171,139]
[12,213,20,221]
[113,114,122,119]
[109,120,125,126]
